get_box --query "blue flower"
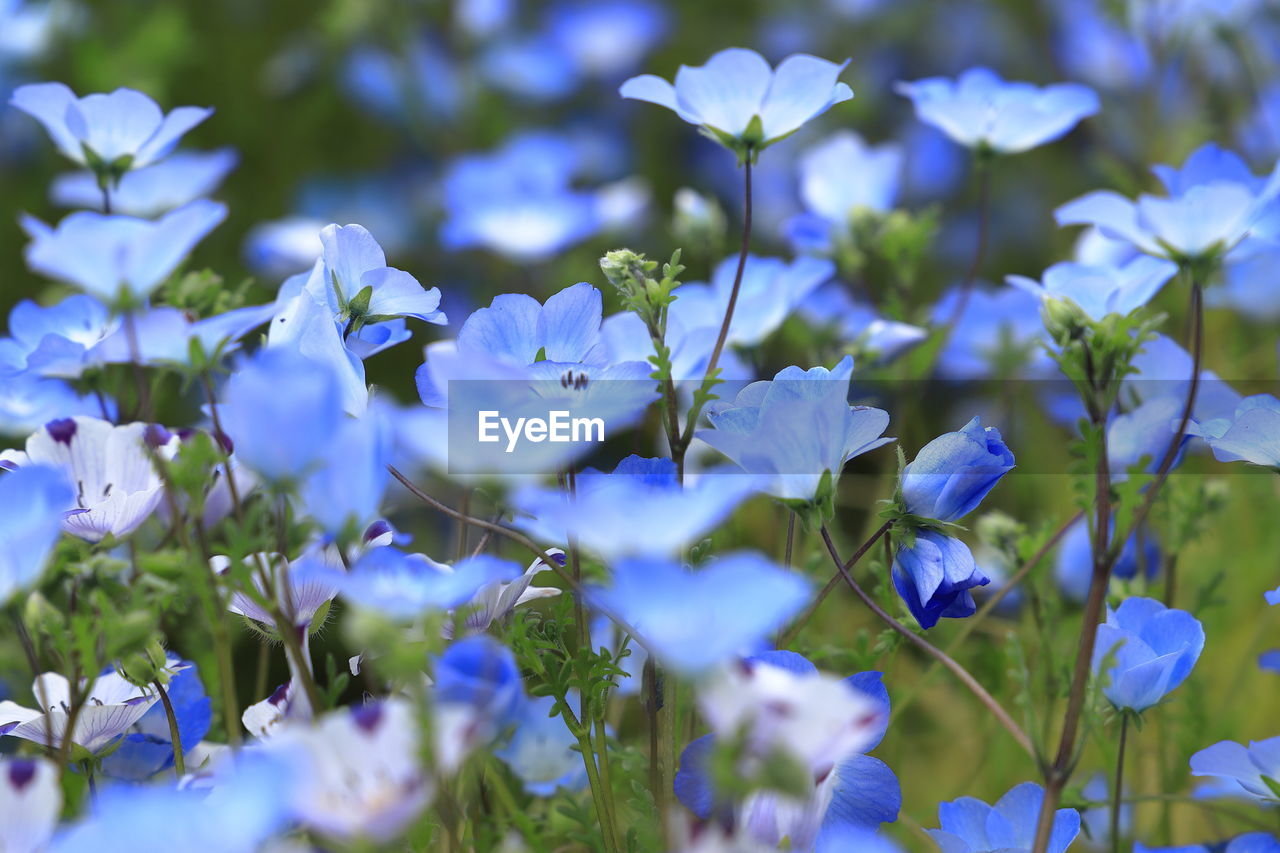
[0,465,71,602]
[1190,736,1280,803]
[786,131,903,252]
[545,0,667,79]
[0,293,112,378]
[798,284,927,363]
[495,694,589,796]
[1007,255,1178,321]
[1057,143,1280,262]
[1188,394,1280,468]
[0,372,104,437]
[50,148,237,217]
[667,254,834,350]
[298,403,392,534]
[587,552,810,675]
[901,417,1015,522]
[512,455,758,560]
[929,782,1081,853]
[621,47,853,152]
[1092,597,1205,711]
[10,82,212,173]
[88,303,276,369]
[319,548,520,619]
[1054,517,1160,604]
[440,131,644,261]
[242,216,325,280]
[931,285,1050,380]
[895,68,1098,154]
[100,660,212,781]
[696,356,893,502]
[434,635,524,726]
[1108,395,1191,478]
[23,201,226,303]
[218,347,346,484]
[891,530,989,630]
[675,651,900,849]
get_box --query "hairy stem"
[155,679,186,777]
[779,520,892,648]
[819,527,1035,758]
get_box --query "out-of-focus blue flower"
[931,285,1050,380]
[50,149,237,216]
[929,782,1081,853]
[0,372,104,436]
[1057,143,1280,262]
[434,635,524,726]
[455,0,514,38]
[896,68,1098,154]
[1143,834,1280,853]
[0,293,113,378]
[0,417,176,543]
[1188,394,1280,468]
[798,284,927,363]
[675,652,900,849]
[298,403,392,534]
[0,1,63,62]
[1047,0,1151,92]
[480,36,579,101]
[440,131,645,261]
[88,303,276,369]
[10,82,212,172]
[1092,597,1204,711]
[512,456,757,560]
[242,216,325,280]
[0,669,159,753]
[621,47,853,152]
[1125,333,1242,425]
[219,348,345,483]
[891,530,989,630]
[319,548,519,619]
[587,552,810,675]
[786,131,903,252]
[1190,736,1280,804]
[0,464,70,602]
[52,750,294,853]
[100,660,211,781]
[1008,255,1178,321]
[0,755,60,853]
[1209,245,1280,320]
[1259,650,1280,674]
[343,38,463,124]
[668,254,834,350]
[495,693,588,796]
[901,417,1015,522]
[697,356,892,502]
[546,0,667,79]
[1054,516,1160,604]
[23,201,226,303]
[1079,771,1132,851]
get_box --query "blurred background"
[2,0,1279,847]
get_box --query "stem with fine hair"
[818,526,1035,759]
[155,679,186,777]
[779,520,892,648]
[1110,713,1131,853]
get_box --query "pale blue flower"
[667,254,834,350]
[1057,143,1280,262]
[1007,255,1178,321]
[932,285,1050,380]
[896,68,1098,154]
[23,201,226,302]
[50,148,237,216]
[1125,334,1242,424]
[929,782,1081,853]
[1190,736,1280,804]
[586,552,810,675]
[621,47,853,151]
[546,0,667,79]
[218,348,346,483]
[10,82,212,172]
[1054,516,1160,604]
[891,531,989,630]
[1092,597,1204,711]
[0,465,71,602]
[495,693,588,796]
[798,284,927,363]
[242,216,325,280]
[697,356,892,502]
[1187,394,1280,468]
[786,131,903,252]
[317,548,520,619]
[0,293,112,378]
[87,303,276,368]
[512,456,757,560]
[0,373,104,436]
[299,403,392,534]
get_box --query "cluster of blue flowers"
[1,1,1280,851]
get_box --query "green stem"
[155,679,186,777]
[1110,713,1130,853]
